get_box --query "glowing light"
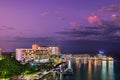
[99,50,105,54]
[68,60,72,69]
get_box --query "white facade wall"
[16,49,23,61]
[49,47,60,55]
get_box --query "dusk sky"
[0,0,120,53]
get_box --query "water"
[43,60,120,80]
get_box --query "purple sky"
[0,0,120,52]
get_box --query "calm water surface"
[43,60,120,80]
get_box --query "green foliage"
[50,55,58,59]
[0,57,56,79]
[0,58,24,78]
[37,63,53,71]
[0,53,3,60]
[24,63,37,74]
[49,54,61,65]
[11,53,15,58]
[49,55,58,62]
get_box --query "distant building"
[97,53,102,58]
[1,52,14,58]
[16,44,60,62]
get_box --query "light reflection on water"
[43,60,115,80]
[88,60,92,80]
[102,61,107,80]
[108,61,114,80]
[101,61,115,80]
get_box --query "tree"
[24,63,37,74]
[0,58,24,78]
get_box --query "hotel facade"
[16,44,60,62]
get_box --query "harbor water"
[42,60,120,80]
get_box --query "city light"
[99,50,105,54]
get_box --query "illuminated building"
[16,44,60,62]
[49,46,60,55]
[32,44,39,50]
[16,48,50,62]
[97,53,102,58]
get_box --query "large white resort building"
[16,44,60,62]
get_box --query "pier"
[64,54,114,62]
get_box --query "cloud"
[88,15,102,25]
[0,35,13,41]
[100,4,120,12]
[7,36,59,45]
[0,28,4,30]
[58,29,102,37]
[40,12,49,17]
[110,14,120,26]
[56,4,120,42]
[70,21,80,29]
[0,25,15,30]
[11,36,52,42]
[14,36,61,47]
[111,14,118,20]
[57,16,120,42]
[57,16,66,21]
[0,25,6,28]
[7,27,15,30]
[115,31,120,37]
[94,4,120,26]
